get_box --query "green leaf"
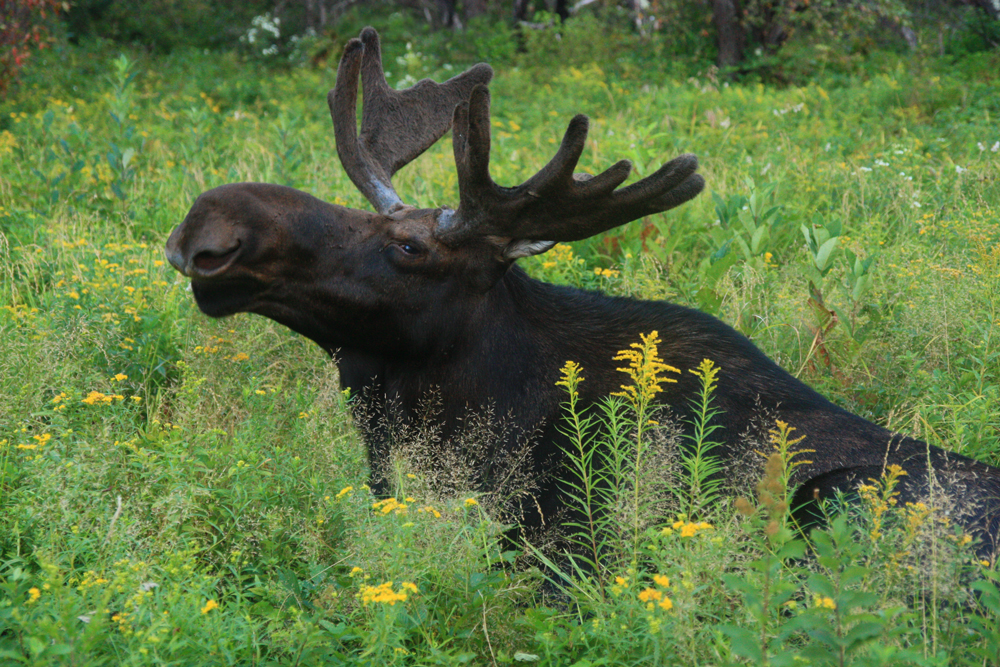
[720,625,763,662]
[815,237,839,272]
[843,621,883,648]
[751,224,769,255]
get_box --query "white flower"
[992,141,999,153]
[860,166,872,172]
[956,165,967,174]
[979,142,986,151]
[875,159,889,167]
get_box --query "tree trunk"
[712,0,745,68]
[464,0,488,20]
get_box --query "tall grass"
[1,37,999,664]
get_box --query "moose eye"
[389,241,424,257]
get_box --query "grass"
[1,31,999,665]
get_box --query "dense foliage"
[0,0,64,98]
[1,24,999,666]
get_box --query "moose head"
[166,28,703,357]
[168,28,1000,559]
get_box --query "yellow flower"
[612,331,680,410]
[657,597,674,611]
[653,574,670,588]
[82,391,112,405]
[113,373,128,381]
[672,520,714,537]
[813,595,836,610]
[201,599,218,614]
[464,498,479,507]
[401,582,419,593]
[360,582,409,606]
[350,567,364,577]
[27,587,41,604]
[419,505,442,518]
[372,497,407,515]
[638,588,662,602]
[335,486,353,500]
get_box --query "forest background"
[2,0,1000,665]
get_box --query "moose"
[166,28,1000,558]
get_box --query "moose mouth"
[191,242,241,277]
[190,276,262,318]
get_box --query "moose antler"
[436,85,704,248]
[330,27,493,214]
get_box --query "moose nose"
[165,227,189,275]
[165,245,187,274]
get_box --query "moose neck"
[329,265,570,427]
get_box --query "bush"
[0,0,64,98]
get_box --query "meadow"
[1,28,1000,665]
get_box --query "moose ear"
[503,239,557,261]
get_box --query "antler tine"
[329,27,493,215]
[437,86,704,248]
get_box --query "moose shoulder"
[166,28,1000,559]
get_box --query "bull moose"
[166,28,1000,558]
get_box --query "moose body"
[167,28,1000,558]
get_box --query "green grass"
[1,35,1000,665]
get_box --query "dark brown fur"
[166,28,1000,559]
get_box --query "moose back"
[166,28,1000,558]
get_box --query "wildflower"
[657,597,674,611]
[82,391,116,405]
[813,595,836,610]
[401,582,418,593]
[612,331,680,410]
[556,360,584,398]
[360,582,409,606]
[335,486,353,500]
[464,497,479,508]
[27,587,41,604]
[113,373,128,381]
[672,520,714,537]
[201,600,218,614]
[350,567,364,577]
[418,505,442,518]
[372,497,407,515]
[638,588,662,602]
[652,574,670,588]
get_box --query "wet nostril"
[193,244,240,273]
[166,248,186,273]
